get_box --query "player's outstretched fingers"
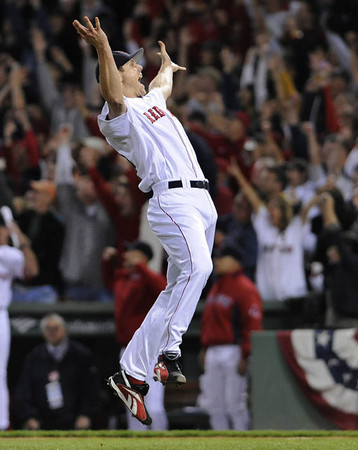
[83,15,94,30]
[157,40,166,52]
[72,19,83,31]
[72,19,88,38]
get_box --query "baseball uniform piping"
[157,195,193,352]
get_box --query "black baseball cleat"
[107,369,152,426]
[153,354,187,386]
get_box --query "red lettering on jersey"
[143,106,166,123]
[153,106,165,117]
[148,108,161,120]
[143,112,156,123]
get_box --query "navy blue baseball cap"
[95,48,144,83]
[125,240,153,261]
[214,244,244,263]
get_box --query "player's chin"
[139,83,146,96]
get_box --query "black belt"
[168,180,209,190]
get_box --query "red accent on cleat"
[107,371,152,426]
[153,355,186,386]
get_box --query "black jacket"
[17,209,65,289]
[316,225,358,317]
[13,340,100,429]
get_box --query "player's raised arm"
[149,41,186,100]
[72,16,126,118]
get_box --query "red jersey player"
[200,244,263,430]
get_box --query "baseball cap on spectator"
[214,244,244,263]
[30,180,57,202]
[125,240,154,261]
[95,48,144,83]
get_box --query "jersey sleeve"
[97,102,133,139]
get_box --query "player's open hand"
[72,16,108,50]
[157,41,186,73]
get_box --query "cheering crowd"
[1,0,358,431]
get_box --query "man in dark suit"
[14,314,100,430]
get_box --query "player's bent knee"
[192,257,213,280]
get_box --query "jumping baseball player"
[0,213,38,430]
[73,16,217,425]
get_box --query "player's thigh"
[148,196,211,271]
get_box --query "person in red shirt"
[200,244,263,430]
[101,240,168,431]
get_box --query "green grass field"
[1,430,358,450]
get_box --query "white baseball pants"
[201,344,249,430]
[121,184,217,380]
[0,311,10,430]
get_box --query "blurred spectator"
[279,1,328,91]
[229,159,318,305]
[12,180,65,303]
[199,244,263,430]
[240,30,272,110]
[258,164,288,202]
[32,28,90,140]
[302,122,354,201]
[284,158,316,208]
[313,191,358,327]
[0,167,13,209]
[79,139,148,260]
[215,192,258,281]
[54,125,115,301]
[344,138,358,180]
[2,64,41,195]
[0,211,38,431]
[212,157,235,216]
[13,314,100,430]
[0,0,356,323]
[102,241,168,430]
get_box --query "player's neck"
[123,85,146,98]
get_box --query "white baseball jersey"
[252,206,308,301]
[98,88,205,192]
[0,245,24,430]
